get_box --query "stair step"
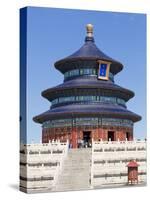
[54,149,91,191]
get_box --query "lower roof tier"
[42,78,134,102]
[33,104,141,124]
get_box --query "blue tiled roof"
[42,77,134,101]
[67,41,116,61]
[33,28,141,125]
[55,38,123,74]
[33,103,141,123]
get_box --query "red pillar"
[72,127,77,148]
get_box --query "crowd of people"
[77,139,92,148]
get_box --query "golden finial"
[86,24,93,37]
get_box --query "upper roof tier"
[55,24,123,75]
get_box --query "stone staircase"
[54,148,91,191]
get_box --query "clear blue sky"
[24,7,146,143]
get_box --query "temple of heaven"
[33,24,141,148]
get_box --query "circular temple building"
[33,24,141,148]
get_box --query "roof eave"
[54,57,123,75]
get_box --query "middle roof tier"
[42,77,134,102]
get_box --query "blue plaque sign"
[98,61,111,80]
